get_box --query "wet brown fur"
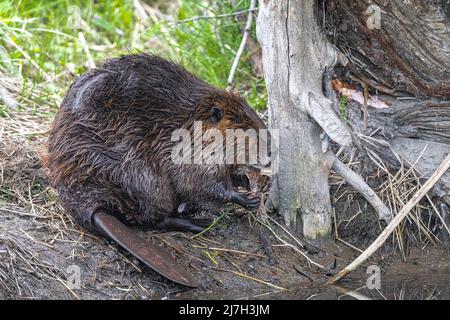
[47,54,267,231]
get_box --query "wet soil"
[3,194,449,300]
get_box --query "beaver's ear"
[209,107,223,123]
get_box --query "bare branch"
[308,92,352,146]
[171,8,256,25]
[326,151,392,223]
[227,0,257,87]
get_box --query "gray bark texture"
[341,99,450,207]
[256,0,351,239]
[326,0,450,99]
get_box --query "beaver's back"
[61,54,209,114]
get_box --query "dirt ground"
[1,112,449,300]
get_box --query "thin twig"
[78,32,96,69]
[56,277,81,300]
[256,216,325,269]
[267,215,304,248]
[193,245,265,258]
[171,8,257,25]
[334,285,372,300]
[333,208,363,253]
[210,266,286,290]
[227,0,257,87]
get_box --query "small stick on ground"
[258,227,277,265]
[56,277,81,300]
[333,285,372,300]
[210,266,286,290]
[256,217,325,269]
[333,208,363,253]
[327,151,392,223]
[327,153,450,284]
[266,215,323,254]
[194,246,265,258]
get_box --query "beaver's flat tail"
[92,211,197,288]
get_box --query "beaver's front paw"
[230,191,261,210]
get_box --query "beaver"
[46,54,270,286]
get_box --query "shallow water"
[253,274,450,300]
[170,272,450,300]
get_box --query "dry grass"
[0,113,142,299]
[1,97,446,299]
[330,138,449,258]
[0,113,76,298]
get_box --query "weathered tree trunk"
[256,0,450,239]
[256,0,351,239]
[322,0,450,204]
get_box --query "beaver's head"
[190,90,272,192]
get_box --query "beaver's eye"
[209,107,223,123]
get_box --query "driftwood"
[326,151,392,223]
[334,97,450,207]
[256,0,450,239]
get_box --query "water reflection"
[275,276,450,300]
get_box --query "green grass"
[339,95,348,121]
[0,104,9,118]
[0,186,14,201]
[0,0,267,117]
